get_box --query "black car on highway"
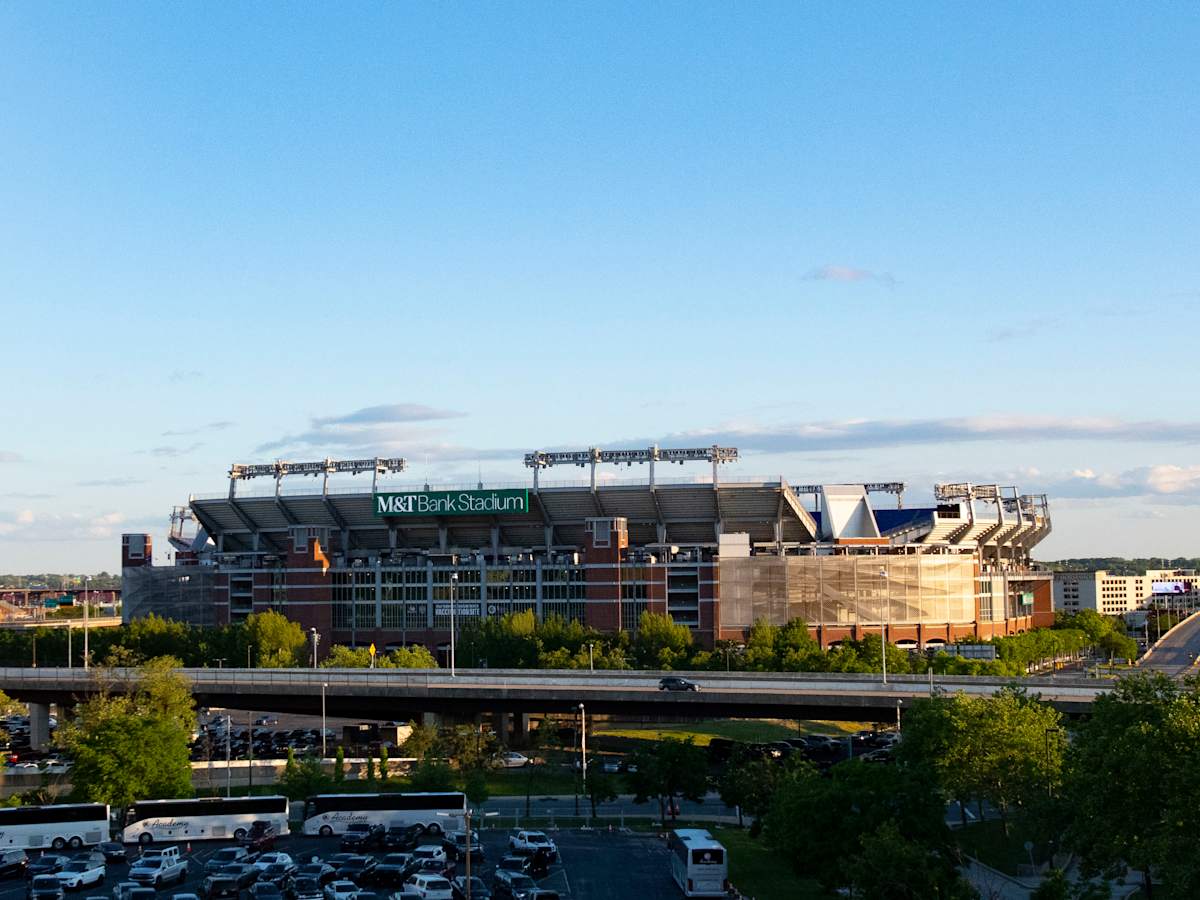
[658,676,699,692]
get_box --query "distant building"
[1053,569,1200,616]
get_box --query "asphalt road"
[1140,612,1200,677]
[0,830,685,900]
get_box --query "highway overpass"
[0,667,1109,725]
[1139,610,1200,678]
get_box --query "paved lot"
[0,829,683,900]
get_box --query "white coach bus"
[301,792,466,836]
[0,803,109,850]
[668,829,729,898]
[122,796,289,844]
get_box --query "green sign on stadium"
[373,488,530,517]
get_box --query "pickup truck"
[128,848,188,888]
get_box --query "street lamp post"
[880,568,889,685]
[587,643,594,672]
[225,714,232,798]
[440,809,497,900]
[450,573,458,677]
[83,575,90,670]
[310,628,320,669]
[578,702,588,797]
[321,683,328,758]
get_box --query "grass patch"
[954,820,1050,876]
[592,718,866,747]
[479,766,580,797]
[712,827,830,900]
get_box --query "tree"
[585,771,618,819]
[401,722,439,761]
[765,760,955,893]
[278,753,331,800]
[632,612,693,669]
[626,738,708,825]
[1063,673,1200,898]
[365,757,376,784]
[409,759,455,792]
[244,611,306,668]
[463,768,490,806]
[334,747,346,783]
[718,752,810,833]
[844,820,976,900]
[379,746,390,784]
[59,660,194,810]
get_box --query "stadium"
[121,446,1054,657]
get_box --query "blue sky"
[2,3,1198,572]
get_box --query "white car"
[498,751,529,769]
[323,881,359,900]
[508,830,557,860]
[252,853,293,872]
[56,858,105,889]
[411,845,446,863]
[403,873,453,900]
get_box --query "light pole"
[310,628,320,669]
[225,714,232,798]
[879,568,889,685]
[67,617,72,669]
[440,809,497,900]
[83,575,90,670]
[578,702,587,796]
[450,573,458,677]
[587,643,594,672]
[321,683,328,758]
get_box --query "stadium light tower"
[523,445,738,490]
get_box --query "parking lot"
[0,830,684,900]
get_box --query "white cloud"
[0,509,133,542]
[803,264,897,288]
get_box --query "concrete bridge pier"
[421,712,441,729]
[495,711,512,745]
[28,702,51,751]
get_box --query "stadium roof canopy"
[189,478,821,554]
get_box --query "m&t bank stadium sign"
[373,489,530,517]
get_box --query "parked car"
[29,875,66,900]
[0,849,28,879]
[289,877,323,900]
[334,858,376,885]
[658,676,699,692]
[110,882,144,900]
[55,859,106,891]
[293,863,335,886]
[384,825,425,851]
[28,856,68,879]
[96,845,125,865]
[204,849,249,876]
[371,855,413,887]
[402,873,453,900]
[493,857,529,876]
[410,846,446,865]
[201,876,238,900]
[252,854,294,874]
[507,832,557,862]
[213,864,259,890]
[450,876,490,900]
[339,824,384,852]
[497,752,528,769]
[441,833,482,864]
[489,870,537,900]
[322,881,358,900]
[247,883,284,900]
[258,863,296,888]
[242,822,278,853]
[128,848,187,888]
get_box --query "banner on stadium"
[1152,581,1188,594]
[373,488,530,517]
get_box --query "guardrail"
[0,666,1110,702]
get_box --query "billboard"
[1152,581,1189,594]
[373,489,530,517]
